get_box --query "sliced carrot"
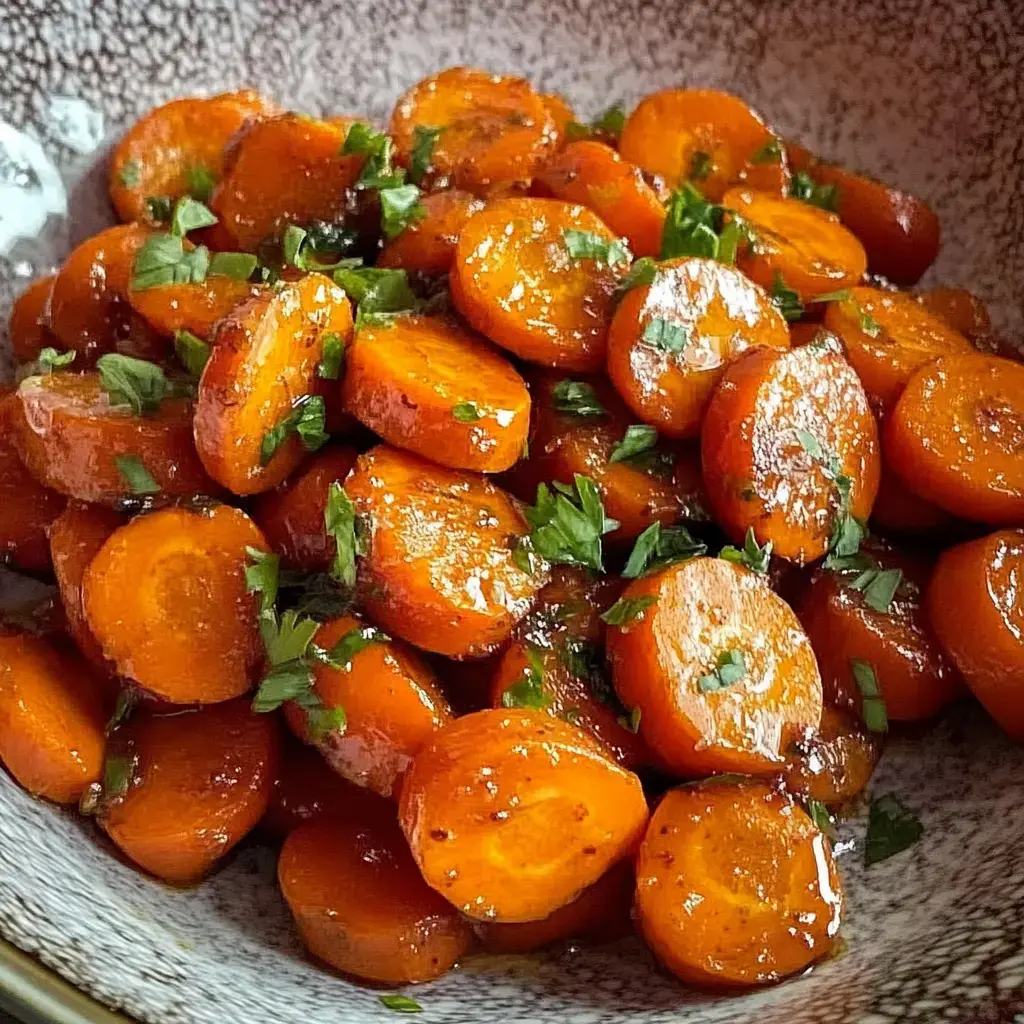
[195,272,353,495]
[346,445,545,658]
[535,140,667,258]
[376,190,484,274]
[341,314,531,473]
[109,91,274,225]
[128,278,265,341]
[884,353,1024,524]
[916,287,991,344]
[489,566,650,770]
[284,612,453,799]
[0,634,108,804]
[870,464,955,535]
[540,93,577,147]
[636,779,843,986]
[99,699,279,884]
[251,444,359,572]
[48,502,125,670]
[823,286,973,412]
[788,143,940,285]
[927,530,1024,739]
[607,255,790,438]
[14,371,212,503]
[797,546,959,721]
[475,860,633,953]
[48,225,161,361]
[9,275,57,363]
[83,505,266,703]
[451,197,625,371]
[618,89,788,201]
[389,67,556,195]
[399,708,648,922]
[722,187,867,301]
[279,812,474,983]
[607,557,821,776]
[701,342,880,563]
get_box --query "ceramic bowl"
[1,1,1023,1022]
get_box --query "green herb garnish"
[244,547,280,613]
[698,648,746,693]
[501,645,551,710]
[97,354,174,415]
[642,316,689,353]
[32,347,76,375]
[173,330,210,378]
[789,170,839,212]
[119,160,141,188]
[170,196,218,237]
[114,455,160,495]
[208,251,258,281]
[325,482,367,589]
[145,195,173,223]
[609,424,657,464]
[719,528,772,574]
[600,595,657,626]
[378,994,422,1014]
[409,125,444,185]
[562,229,630,267]
[751,138,783,164]
[615,256,658,298]
[186,165,217,203]
[320,624,390,668]
[344,123,406,190]
[851,659,888,733]
[334,266,418,326]
[451,401,482,423]
[770,272,804,321]
[260,395,329,465]
[380,184,426,239]
[317,332,345,380]
[807,798,837,840]
[622,522,706,579]
[565,104,627,142]
[864,793,923,866]
[551,379,606,419]
[848,565,904,614]
[131,234,210,290]
[689,150,713,182]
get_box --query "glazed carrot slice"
[783,706,881,807]
[451,197,625,371]
[376,190,484,274]
[701,342,880,563]
[13,371,212,504]
[788,143,940,285]
[475,860,633,953]
[48,225,161,361]
[98,699,279,884]
[797,546,959,721]
[606,255,790,438]
[109,90,274,225]
[128,278,265,341]
[345,445,544,658]
[606,557,822,776]
[195,272,353,495]
[251,444,359,572]
[0,634,108,804]
[9,275,56,363]
[284,612,453,799]
[927,530,1024,739]
[279,812,474,983]
[341,315,531,473]
[489,566,650,770]
[722,187,867,301]
[916,287,991,345]
[211,114,362,252]
[618,89,788,201]
[540,92,577,147]
[535,141,667,258]
[389,67,556,195]
[885,353,1024,524]
[399,708,648,922]
[870,465,955,535]
[83,505,267,703]
[48,502,125,670]
[636,780,843,986]
[823,287,973,412]
[500,372,682,542]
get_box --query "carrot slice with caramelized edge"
[702,341,880,563]
[195,272,353,495]
[636,780,843,987]
[346,445,544,658]
[49,502,125,669]
[376,190,484,274]
[489,567,650,770]
[0,634,108,804]
[284,612,453,799]
[607,557,821,776]
[618,89,788,201]
[788,143,940,285]
[98,699,279,884]
[916,287,992,346]
[128,278,265,341]
[109,90,274,225]
[279,810,474,983]
[607,255,790,438]
[389,67,556,195]
[927,530,1024,739]
[452,197,625,371]
[722,187,867,301]
[13,371,212,504]
[251,444,359,572]
[399,708,648,922]
[342,315,531,473]
[83,505,267,703]
[535,141,667,258]
[210,114,362,252]
[9,275,57,363]
[823,287,973,412]
[884,353,1024,524]
[48,225,161,361]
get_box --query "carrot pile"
[2,67,1022,1003]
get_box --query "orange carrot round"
[540,93,577,148]
[916,287,992,345]
[9,275,57,364]
[128,278,265,341]
[376,190,484,274]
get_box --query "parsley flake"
[260,395,329,465]
[622,522,706,579]
[551,379,606,419]
[807,798,837,840]
[609,424,658,464]
[378,994,422,1014]
[114,455,160,495]
[208,251,257,281]
[849,565,904,614]
[851,659,888,733]
[173,330,210,378]
[770,272,804,321]
[144,195,172,223]
[97,354,174,416]
[317,332,345,380]
[186,165,217,203]
[344,123,406,190]
[751,138,783,164]
[31,347,76,375]
[563,229,631,266]
[600,594,657,626]
[501,645,551,710]
[320,624,390,668]
[642,317,689,353]
[451,401,482,423]
[698,649,746,693]
[244,547,280,613]
[789,170,839,212]
[170,196,218,237]
[864,793,923,866]
[380,184,426,240]
[131,234,210,290]
[615,256,658,298]
[335,266,417,326]
[689,150,713,181]
[719,528,772,574]
[325,481,367,589]
[409,125,444,185]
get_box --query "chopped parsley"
[551,379,606,419]
[114,455,160,496]
[719,528,772,574]
[751,138,783,164]
[260,394,329,465]
[408,125,444,185]
[380,184,426,239]
[770,272,804,321]
[173,330,210,381]
[208,251,257,281]
[565,104,627,142]
[807,798,837,840]
[501,645,551,709]
[847,564,904,613]
[789,170,839,212]
[97,354,175,416]
[378,994,422,1014]
[600,594,657,626]
[344,123,406,190]
[622,522,706,579]
[642,316,689,353]
[144,195,172,223]
[851,659,888,733]
[864,793,923,866]
[324,481,368,589]
[170,196,217,237]
[689,150,713,182]
[615,256,659,298]
[334,266,418,326]
[320,624,390,668]
[282,224,361,274]
[697,649,746,693]
[31,347,76,375]
[451,401,482,423]
[562,229,631,267]
[317,332,345,380]
[609,424,658,464]
[130,233,210,290]
[119,160,141,188]
[186,165,217,203]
